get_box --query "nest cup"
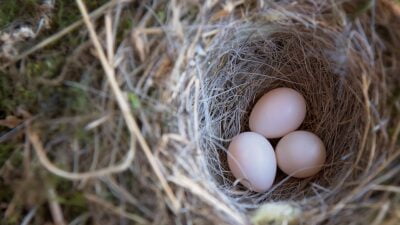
[171,3,399,224]
[199,22,370,199]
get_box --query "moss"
[115,16,134,43]
[26,55,64,79]
[54,1,81,29]
[0,180,13,203]
[0,0,40,28]
[0,72,37,115]
[1,217,18,225]
[0,1,117,223]
[120,17,134,31]
[41,86,89,116]
[9,152,23,169]
[57,192,87,208]
[0,143,23,173]
[0,143,15,168]
[0,68,91,119]
[10,0,104,31]
[0,0,108,118]
[73,128,92,144]
[47,175,89,218]
[66,87,89,113]
[53,0,110,27]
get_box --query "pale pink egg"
[249,87,306,138]
[276,131,326,178]
[227,132,277,192]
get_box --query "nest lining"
[198,22,367,199]
[164,4,398,224]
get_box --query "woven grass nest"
[5,0,400,224]
[145,1,399,224]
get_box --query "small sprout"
[128,92,141,110]
[156,10,166,23]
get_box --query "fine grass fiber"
[1,0,400,225]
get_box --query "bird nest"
[128,1,399,224]
[10,0,399,224]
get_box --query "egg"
[249,87,306,138]
[275,130,326,178]
[227,132,277,192]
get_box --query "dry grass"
[1,0,400,224]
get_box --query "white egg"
[249,88,306,138]
[228,132,277,192]
[276,130,326,178]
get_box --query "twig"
[170,174,246,225]
[20,207,38,225]
[371,185,400,193]
[85,194,149,224]
[75,0,180,211]
[28,129,136,179]
[104,176,153,217]
[47,187,67,225]
[105,12,114,65]
[0,122,25,143]
[371,202,390,225]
